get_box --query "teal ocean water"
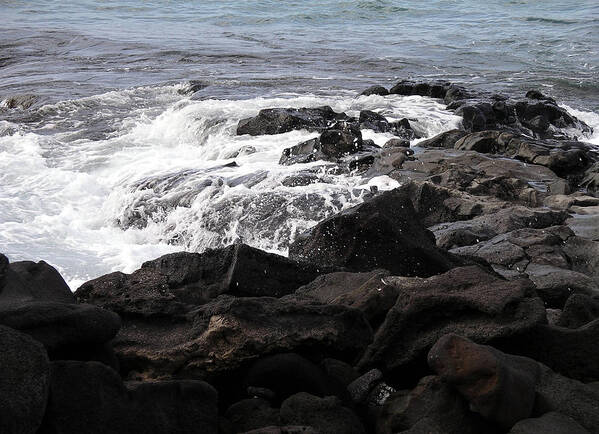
[1,1,598,287]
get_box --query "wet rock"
[279,138,322,165]
[359,110,390,132]
[528,268,599,308]
[358,266,545,381]
[0,325,49,434]
[525,89,557,103]
[581,162,599,196]
[244,353,338,403]
[567,205,599,241]
[224,398,280,433]
[383,137,410,148]
[177,80,207,95]
[289,187,463,276]
[279,392,365,434]
[509,412,589,434]
[389,80,451,99]
[76,244,327,316]
[432,207,568,250]
[377,376,497,434]
[224,145,257,159]
[319,121,363,157]
[454,130,596,181]
[237,106,348,136]
[557,293,599,329]
[416,129,468,148]
[111,295,372,380]
[281,173,321,187]
[563,236,599,282]
[360,85,389,96]
[428,334,538,428]
[2,94,38,109]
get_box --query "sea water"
[1,0,598,288]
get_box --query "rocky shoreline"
[2,79,599,433]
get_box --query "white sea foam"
[0,87,464,289]
[561,105,599,146]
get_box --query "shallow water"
[1,1,598,288]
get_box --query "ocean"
[1,0,598,288]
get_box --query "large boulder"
[427,334,599,432]
[558,293,599,329]
[428,334,539,428]
[358,266,545,380]
[377,376,498,434]
[113,295,373,380]
[0,325,50,434]
[237,106,348,136]
[76,244,326,317]
[289,188,463,276]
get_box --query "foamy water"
[1,86,467,288]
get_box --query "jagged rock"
[294,270,396,327]
[76,244,327,317]
[376,376,498,434]
[360,86,389,96]
[359,110,390,132]
[432,207,568,250]
[509,412,590,434]
[557,294,599,329]
[112,295,372,380]
[279,393,365,434]
[401,148,565,205]
[0,325,49,434]
[358,266,545,381]
[454,130,596,180]
[416,129,468,148]
[319,121,363,157]
[224,398,280,433]
[177,80,207,95]
[428,334,538,428]
[543,194,599,210]
[237,106,348,136]
[289,187,463,276]
[528,268,599,308]
[581,162,599,196]
[244,353,339,403]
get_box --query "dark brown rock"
[360,86,389,96]
[358,266,545,381]
[558,293,599,329]
[428,334,539,428]
[509,412,590,434]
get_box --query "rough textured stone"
[508,412,590,434]
[237,106,347,136]
[358,266,545,380]
[289,187,463,277]
[0,325,49,434]
[428,334,539,428]
[558,293,599,329]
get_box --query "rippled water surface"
[1,0,598,287]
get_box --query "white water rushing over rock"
[1,85,466,288]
